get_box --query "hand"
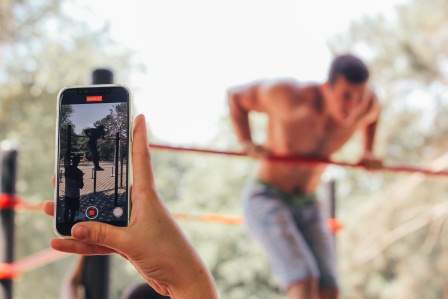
[241,140,269,159]
[357,153,383,170]
[45,114,218,299]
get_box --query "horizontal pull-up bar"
[148,144,448,177]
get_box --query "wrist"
[240,140,254,151]
[362,151,375,159]
[167,252,218,299]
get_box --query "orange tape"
[174,212,341,232]
[0,194,17,209]
[327,218,342,233]
[174,213,244,225]
[0,263,18,280]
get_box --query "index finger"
[43,201,54,216]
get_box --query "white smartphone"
[54,84,132,237]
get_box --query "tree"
[0,1,136,298]
[327,0,448,297]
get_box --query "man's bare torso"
[257,81,377,194]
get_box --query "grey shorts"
[243,179,338,290]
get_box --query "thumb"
[72,222,127,251]
[132,114,155,187]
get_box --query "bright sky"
[70,103,116,134]
[75,0,406,145]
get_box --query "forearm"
[147,220,218,299]
[228,92,252,144]
[167,252,218,299]
[363,120,378,155]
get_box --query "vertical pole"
[80,68,113,299]
[120,142,123,188]
[329,179,336,223]
[327,179,337,244]
[0,141,18,299]
[114,133,119,207]
[93,170,97,195]
[66,125,72,164]
[63,125,72,184]
[120,142,124,188]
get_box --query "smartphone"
[54,84,132,237]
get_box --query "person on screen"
[84,125,105,171]
[64,155,84,223]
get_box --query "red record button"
[86,206,98,219]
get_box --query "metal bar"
[0,141,18,299]
[78,68,114,299]
[148,143,448,177]
[93,169,97,195]
[120,142,124,188]
[114,133,119,207]
[329,180,336,221]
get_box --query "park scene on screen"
[57,102,128,224]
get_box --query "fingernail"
[73,225,88,240]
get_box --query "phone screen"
[55,85,130,236]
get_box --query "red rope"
[14,248,68,274]
[15,199,45,211]
[0,194,44,211]
[0,249,69,280]
[148,144,448,177]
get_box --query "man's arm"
[360,93,382,169]
[363,119,378,156]
[228,83,260,144]
[362,93,381,154]
[227,82,267,157]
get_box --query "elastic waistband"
[254,178,316,206]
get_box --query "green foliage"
[0,1,136,298]
[328,0,448,297]
[4,0,448,298]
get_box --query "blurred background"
[2,0,448,298]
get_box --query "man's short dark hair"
[328,54,369,85]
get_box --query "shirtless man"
[228,54,381,299]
